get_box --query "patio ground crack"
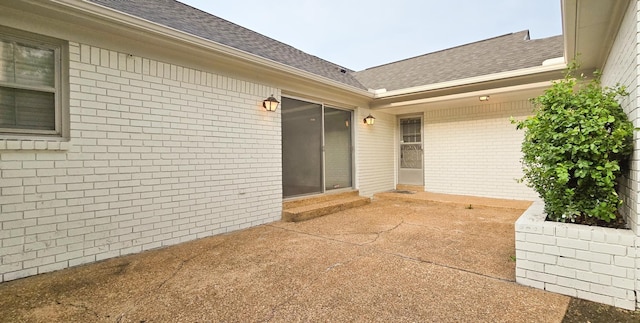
[383,251,515,283]
[261,253,367,323]
[55,300,100,318]
[155,255,191,289]
[361,219,405,245]
[269,221,513,284]
[114,250,210,323]
[267,225,365,247]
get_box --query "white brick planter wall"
[515,201,638,310]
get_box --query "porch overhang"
[369,0,633,114]
[368,62,567,114]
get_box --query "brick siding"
[0,42,282,282]
[516,202,638,310]
[423,101,538,200]
[356,109,396,197]
[600,0,640,309]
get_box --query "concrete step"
[374,191,532,210]
[283,190,361,210]
[282,192,370,222]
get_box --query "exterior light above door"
[479,95,490,102]
[363,114,375,125]
[263,94,279,112]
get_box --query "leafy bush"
[514,66,634,224]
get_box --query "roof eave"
[374,62,566,99]
[370,62,566,108]
[562,0,630,70]
[47,0,373,99]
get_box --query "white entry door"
[398,117,424,186]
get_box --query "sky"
[179,0,562,71]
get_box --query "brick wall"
[423,100,538,200]
[516,202,638,310]
[356,108,395,197]
[516,1,640,310]
[0,42,282,282]
[601,0,640,236]
[600,0,640,309]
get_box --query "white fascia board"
[373,61,566,99]
[48,0,373,99]
[561,0,577,65]
[375,81,554,110]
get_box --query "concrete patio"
[1,194,572,322]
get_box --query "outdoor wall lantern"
[363,114,376,125]
[479,95,490,102]
[263,94,280,112]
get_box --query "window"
[0,26,67,137]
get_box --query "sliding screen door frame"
[281,96,354,198]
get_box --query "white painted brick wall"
[601,0,640,237]
[356,108,395,197]
[0,42,282,282]
[600,0,640,309]
[516,201,638,310]
[423,100,538,200]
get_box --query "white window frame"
[0,26,68,139]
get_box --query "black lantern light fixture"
[363,114,375,125]
[263,94,279,112]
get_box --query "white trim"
[373,63,566,99]
[374,81,555,109]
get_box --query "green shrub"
[513,66,634,223]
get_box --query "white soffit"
[563,0,630,70]
[373,81,553,115]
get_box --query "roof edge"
[562,0,630,70]
[167,0,357,74]
[50,0,372,98]
[374,81,555,111]
[358,30,532,72]
[373,60,566,99]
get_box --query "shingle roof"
[352,31,564,91]
[88,0,367,89]
[87,1,563,93]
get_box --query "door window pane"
[400,117,423,168]
[401,118,421,143]
[282,98,354,197]
[281,98,323,197]
[324,107,352,190]
[400,144,422,169]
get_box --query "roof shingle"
[87,1,563,93]
[352,31,564,91]
[88,0,367,89]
